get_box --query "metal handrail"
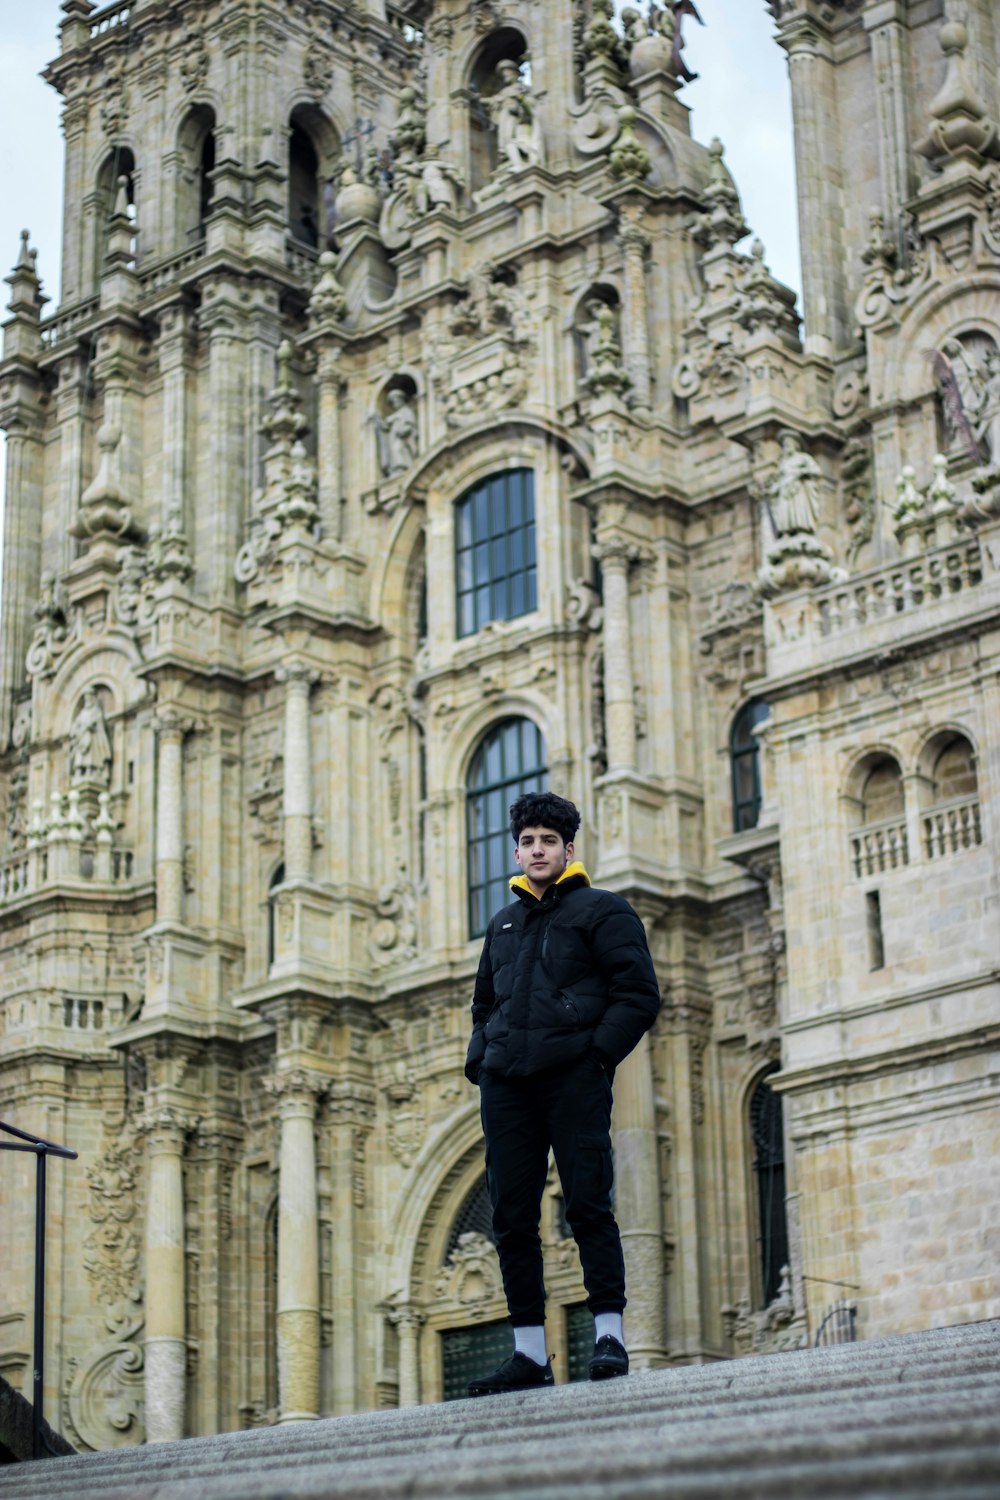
[0,1119,77,1459]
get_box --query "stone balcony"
[764,527,998,680]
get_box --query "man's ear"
[565,841,574,861]
[513,843,523,868]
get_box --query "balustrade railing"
[90,2,131,37]
[0,842,136,907]
[924,797,982,859]
[816,538,982,638]
[849,818,909,878]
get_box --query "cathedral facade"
[1,0,998,1448]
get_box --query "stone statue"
[69,687,113,787]
[414,146,462,212]
[978,345,1000,463]
[488,59,543,172]
[373,388,419,477]
[620,7,651,45]
[770,431,822,536]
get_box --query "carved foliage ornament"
[64,1292,145,1451]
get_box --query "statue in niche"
[69,688,113,787]
[935,334,1000,464]
[488,59,543,172]
[770,431,823,536]
[372,388,419,477]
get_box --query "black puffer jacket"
[465,864,660,1083]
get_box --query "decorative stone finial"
[307,251,348,324]
[915,21,999,168]
[609,107,651,182]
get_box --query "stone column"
[328,1089,372,1415]
[594,535,637,773]
[864,4,912,260]
[780,18,847,356]
[315,340,344,542]
[613,1033,666,1366]
[275,1073,322,1422]
[144,1110,188,1443]
[391,1306,425,1407]
[277,664,317,882]
[155,711,186,922]
[618,212,652,412]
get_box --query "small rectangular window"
[866,890,885,970]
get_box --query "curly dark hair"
[509,791,581,846]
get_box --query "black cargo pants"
[478,1050,626,1327]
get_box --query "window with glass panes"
[455,469,536,638]
[731,700,769,832]
[750,1072,789,1307]
[466,718,547,938]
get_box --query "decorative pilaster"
[276,664,318,882]
[778,18,847,355]
[593,529,640,773]
[143,1109,189,1444]
[617,210,652,412]
[864,4,912,260]
[613,1033,666,1367]
[270,1070,324,1422]
[155,711,188,923]
[389,1305,425,1407]
[155,302,195,551]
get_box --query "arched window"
[749,1071,789,1308]
[177,105,216,245]
[289,121,320,247]
[923,732,981,858]
[730,700,769,832]
[848,754,908,877]
[95,147,136,278]
[267,862,285,968]
[466,718,547,938]
[455,468,537,638]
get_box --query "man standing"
[465,791,660,1395]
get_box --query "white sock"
[513,1325,548,1366]
[594,1312,624,1346]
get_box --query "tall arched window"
[289,121,320,246]
[730,700,769,832]
[267,862,285,969]
[95,147,136,279]
[749,1071,789,1308]
[177,105,216,244]
[466,717,547,937]
[455,468,536,638]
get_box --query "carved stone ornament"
[64,1292,145,1451]
[368,881,418,968]
[83,1137,141,1305]
[432,1231,502,1310]
[430,262,536,427]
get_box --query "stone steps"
[2,1319,997,1500]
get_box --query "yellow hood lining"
[509,860,591,898]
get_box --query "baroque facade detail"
[0,0,997,1447]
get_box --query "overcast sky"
[0,1,798,524]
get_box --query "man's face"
[514,825,573,893]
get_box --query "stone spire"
[2,231,47,360]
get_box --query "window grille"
[455,469,536,638]
[466,718,547,938]
[443,1176,495,1261]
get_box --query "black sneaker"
[468,1351,554,1397]
[589,1334,629,1380]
